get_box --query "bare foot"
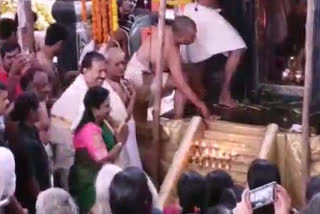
[219,92,239,108]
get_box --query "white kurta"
[49,74,142,170]
[49,74,89,170]
[103,80,142,169]
[181,3,247,63]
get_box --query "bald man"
[101,47,142,169]
[124,16,210,122]
[102,47,135,122]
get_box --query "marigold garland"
[91,0,98,42]
[81,0,118,44]
[101,0,109,43]
[96,0,103,43]
[108,0,112,39]
[81,0,87,22]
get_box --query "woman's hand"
[234,189,253,214]
[274,185,291,214]
[115,123,129,144]
[122,79,136,121]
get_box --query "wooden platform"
[157,117,278,208]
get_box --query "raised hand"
[126,81,136,101]
[115,123,129,144]
[9,54,30,77]
[274,185,291,214]
[234,189,253,214]
[197,101,210,119]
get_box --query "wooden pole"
[152,0,167,185]
[17,0,34,53]
[302,0,314,202]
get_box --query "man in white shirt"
[181,0,247,107]
[49,51,107,190]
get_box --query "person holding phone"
[234,185,292,214]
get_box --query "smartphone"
[249,182,277,210]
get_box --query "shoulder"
[164,28,176,45]
[74,123,103,147]
[77,122,102,136]
[17,125,39,142]
[181,3,194,14]
[51,75,83,110]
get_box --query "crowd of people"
[2,131,320,214]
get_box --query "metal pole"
[302,0,314,203]
[152,0,166,185]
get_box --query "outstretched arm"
[166,46,210,117]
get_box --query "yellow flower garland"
[111,0,118,32]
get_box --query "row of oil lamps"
[189,141,239,170]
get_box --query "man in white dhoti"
[181,0,247,107]
[49,51,108,190]
[101,47,142,169]
[124,16,210,121]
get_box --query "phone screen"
[249,182,276,210]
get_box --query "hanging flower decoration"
[81,0,87,22]
[81,0,119,44]
[111,0,118,32]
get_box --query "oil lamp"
[282,68,290,81]
[295,70,304,84]
[190,140,239,170]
